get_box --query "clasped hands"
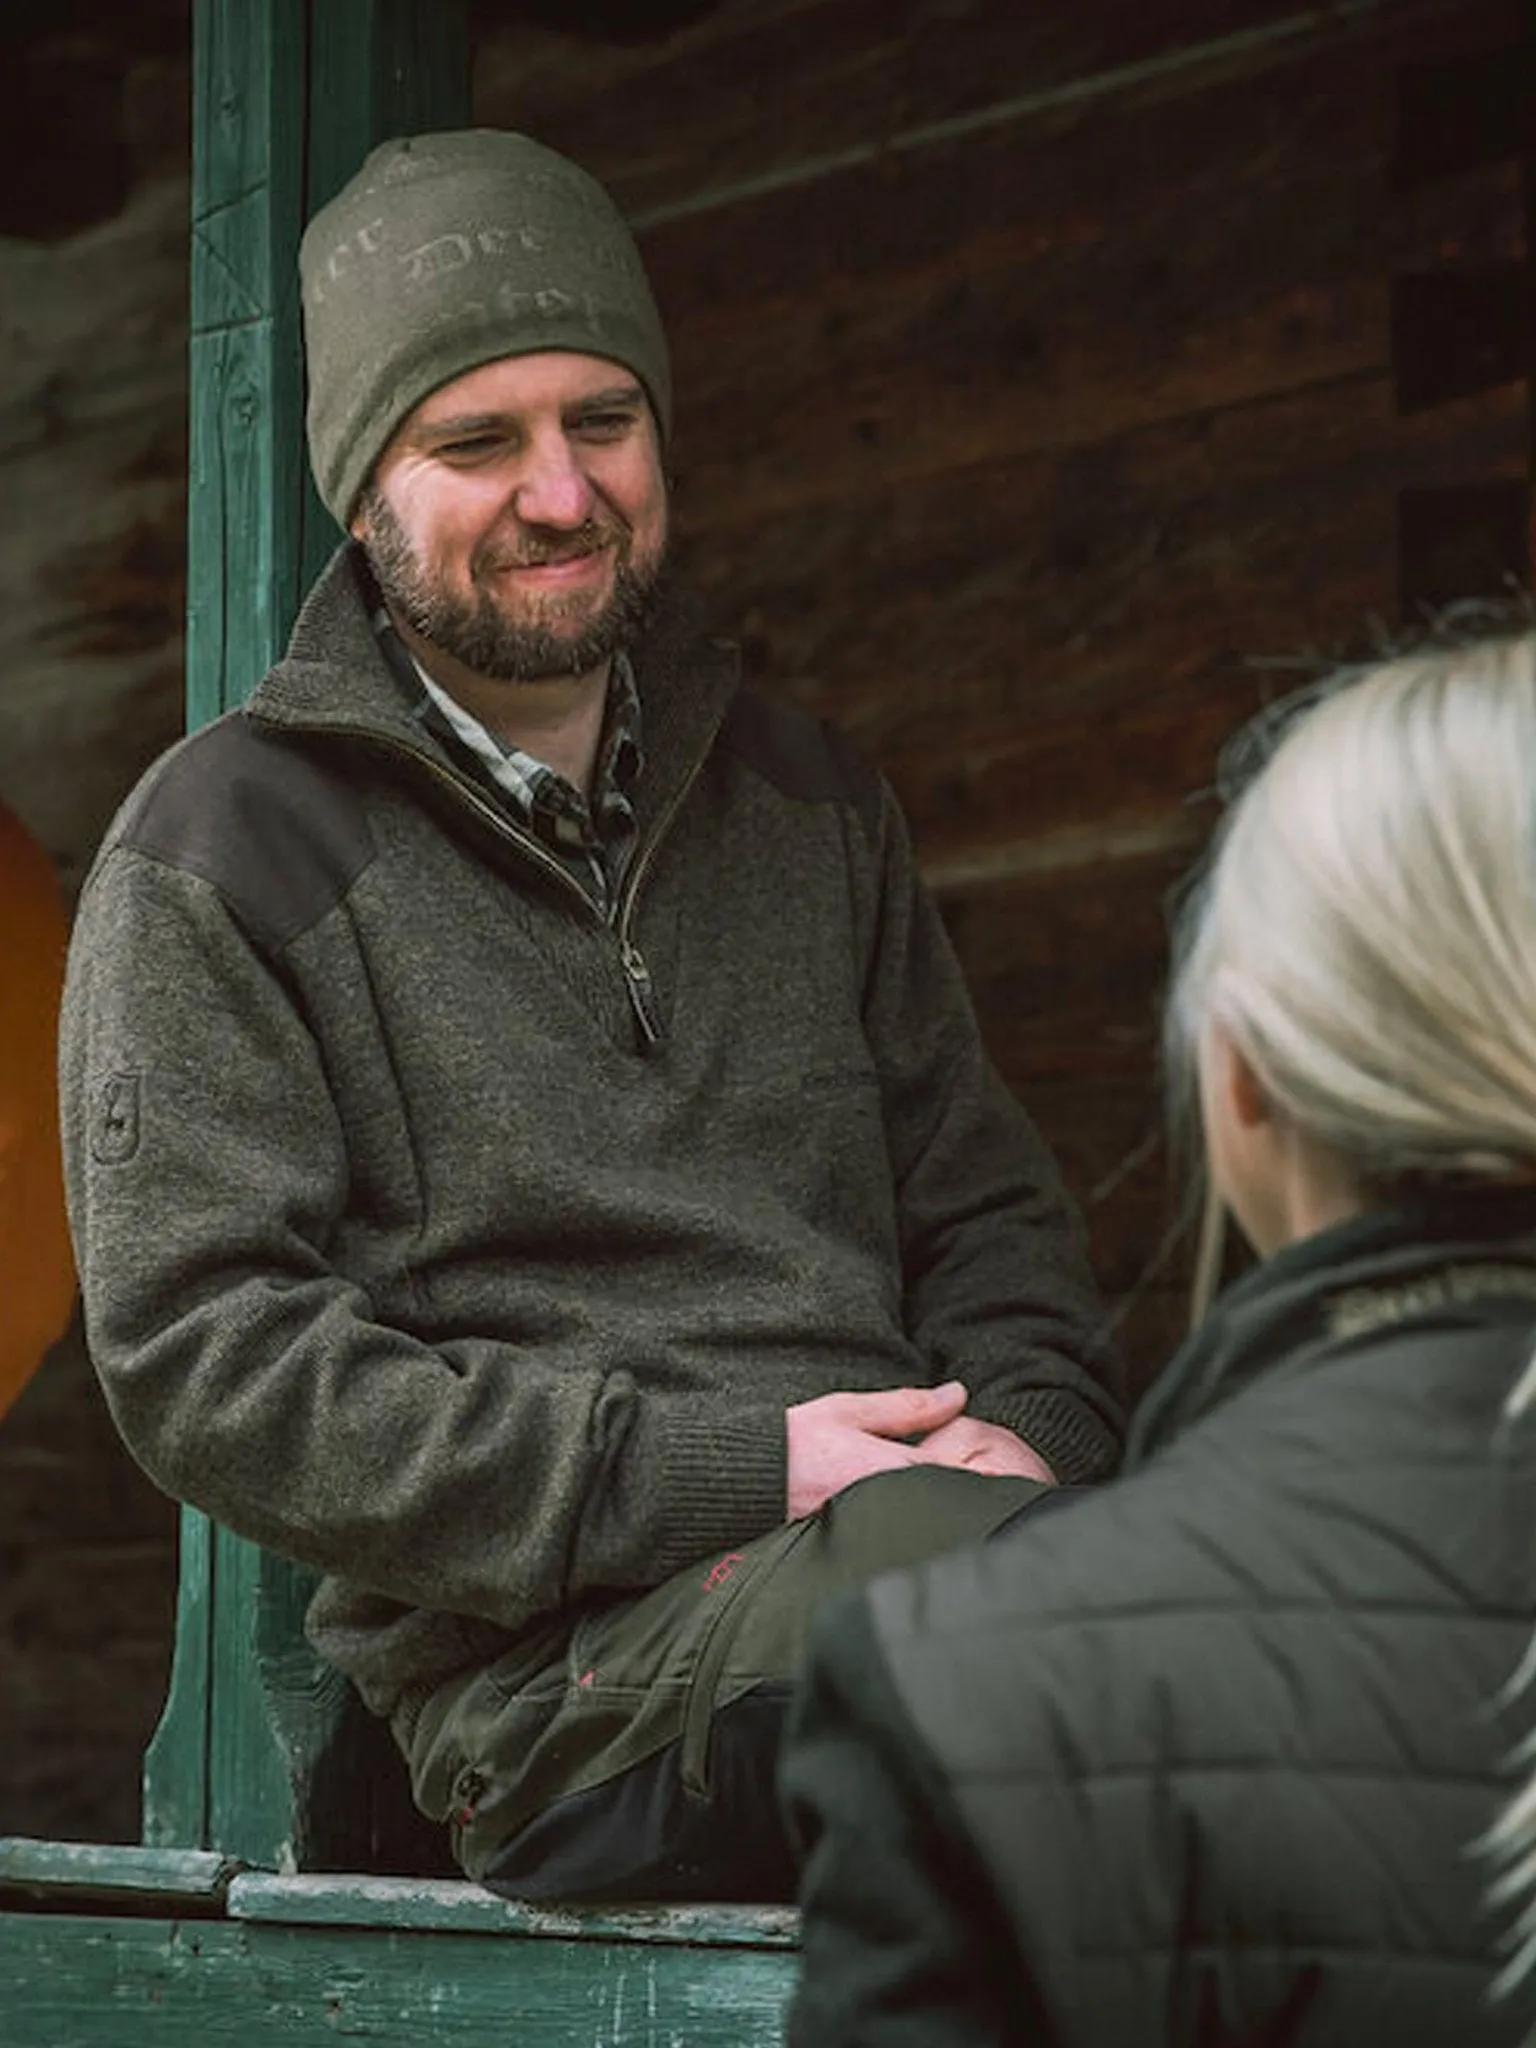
[785,1380,1055,1522]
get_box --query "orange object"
[0,802,76,1421]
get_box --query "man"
[60,130,1121,1900]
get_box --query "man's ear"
[347,481,377,545]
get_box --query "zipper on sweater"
[607,742,712,1057]
[324,725,605,920]
[360,729,662,1051]
[617,933,663,1049]
[271,715,718,1057]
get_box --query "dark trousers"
[406,1470,1086,1903]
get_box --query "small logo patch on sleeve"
[91,1072,141,1164]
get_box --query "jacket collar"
[1128,1185,1536,1468]
[246,543,741,846]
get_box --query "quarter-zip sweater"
[60,546,1121,1725]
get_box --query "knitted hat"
[300,130,671,526]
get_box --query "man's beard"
[356,484,666,682]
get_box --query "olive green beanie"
[300,130,671,526]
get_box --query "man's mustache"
[476,518,629,574]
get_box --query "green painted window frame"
[152,0,469,1871]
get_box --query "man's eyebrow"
[413,412,511,443]
[565,383,645,414]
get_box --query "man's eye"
[438,436,503,461]
[574,411,636,441]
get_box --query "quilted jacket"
[785,1191,1536,2047]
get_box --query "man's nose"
[512,430,595,529]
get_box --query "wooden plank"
[651,114,1531,544]
[298,0,470,591]
[686,376,1524,806]
[1392,43,1523,188]
[161,0,471,1875]
[1398,478,1531,608]
[474,0,1512,223]
[0,1840,237,1909]
[203,1536,316,1869]
[1391,262,1525,412]
[279,1,474,1879]
[227,1873,798,1946]
[1016,1063,1195,1398]
[189,0,470,703]
[144,1507,215,1850]
[185,0,308,730]
[0,1912,798,2047]
[933,840,1203,1388]
[175,0,312,1863]
[944,846,1194,1087]
[153,1531,452,1874]
[305,0,470,215]
[651,62,1522,533]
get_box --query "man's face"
[352,351,669,683]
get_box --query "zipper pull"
[619,935,664,1051]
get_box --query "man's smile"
[496,547,614,590]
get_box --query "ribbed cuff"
[981,1386,1123,1484]
[641,1397,789,1582]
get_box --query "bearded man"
[60,131,1121,1902]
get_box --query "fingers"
[832,1380,968,1440]
[784,1410,925,1520]
[912,1417,1058,1485]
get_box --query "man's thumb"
[854,1379,968,1437]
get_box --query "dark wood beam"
[1391,262,1524,413]
[1391,13,1533,609]
[1392,44,1521,188]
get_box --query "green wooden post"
[145,0,468,1871]
[300,0,474,596]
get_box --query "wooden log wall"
[0,0,1525,1846]
[0,1,190,1849]
[475,0,1528,1386]
[0,5,189,900]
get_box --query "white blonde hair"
[1168,630,1536,1193]
[1167,628,1536,1996]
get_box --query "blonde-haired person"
[782,632,1536,2047]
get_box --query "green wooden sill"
[230,1873,800,1947]
[0,1837,800,2045]
[0,1837,799,1947]
[0,1839,238,1917]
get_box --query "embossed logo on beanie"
[299,128,673,523]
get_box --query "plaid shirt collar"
[380,612,644,905]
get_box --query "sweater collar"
[245,542,740,842]
[1127,1185,1536,1468]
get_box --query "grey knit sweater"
[60,546,1121,1723]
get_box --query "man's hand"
[912,1415,1056,1485]
[786,1382,969,1520]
